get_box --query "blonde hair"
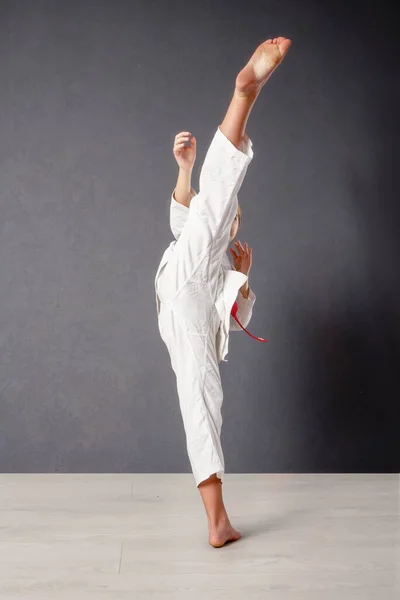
[237,204,242,227]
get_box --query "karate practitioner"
[155,37,291,547]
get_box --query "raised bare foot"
[208,519,242,548]
[236,37,292,96]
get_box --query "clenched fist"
[173,131,196,172]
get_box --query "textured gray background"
[0,0,398,473]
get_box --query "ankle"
[234,86,258,101]
[208,513,230,531]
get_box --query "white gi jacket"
[155,194,256,363]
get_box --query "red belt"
[230,301,268,343]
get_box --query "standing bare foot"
[236,37,292,96]
[208,517,242,548]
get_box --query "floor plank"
[0,474,398,599]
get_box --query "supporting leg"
[198,473,241,548]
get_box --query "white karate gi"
[154,128,256,486]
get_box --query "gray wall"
[0,0,398,473]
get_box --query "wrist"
[179,166,193,174]
[240,281,250,298]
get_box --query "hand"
[229,241,252,275]
[173,131,196,171]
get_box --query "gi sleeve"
[169,188,197,240]
[229,287,256,331]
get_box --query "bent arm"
[173,167,196,208]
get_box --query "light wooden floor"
[0,474,398,599]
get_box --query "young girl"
[155,37,291,547]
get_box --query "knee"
[197,473,222,488]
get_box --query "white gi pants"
[156,128,253,486]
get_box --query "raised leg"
[197,36,292,548]
[219,37,292,148]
